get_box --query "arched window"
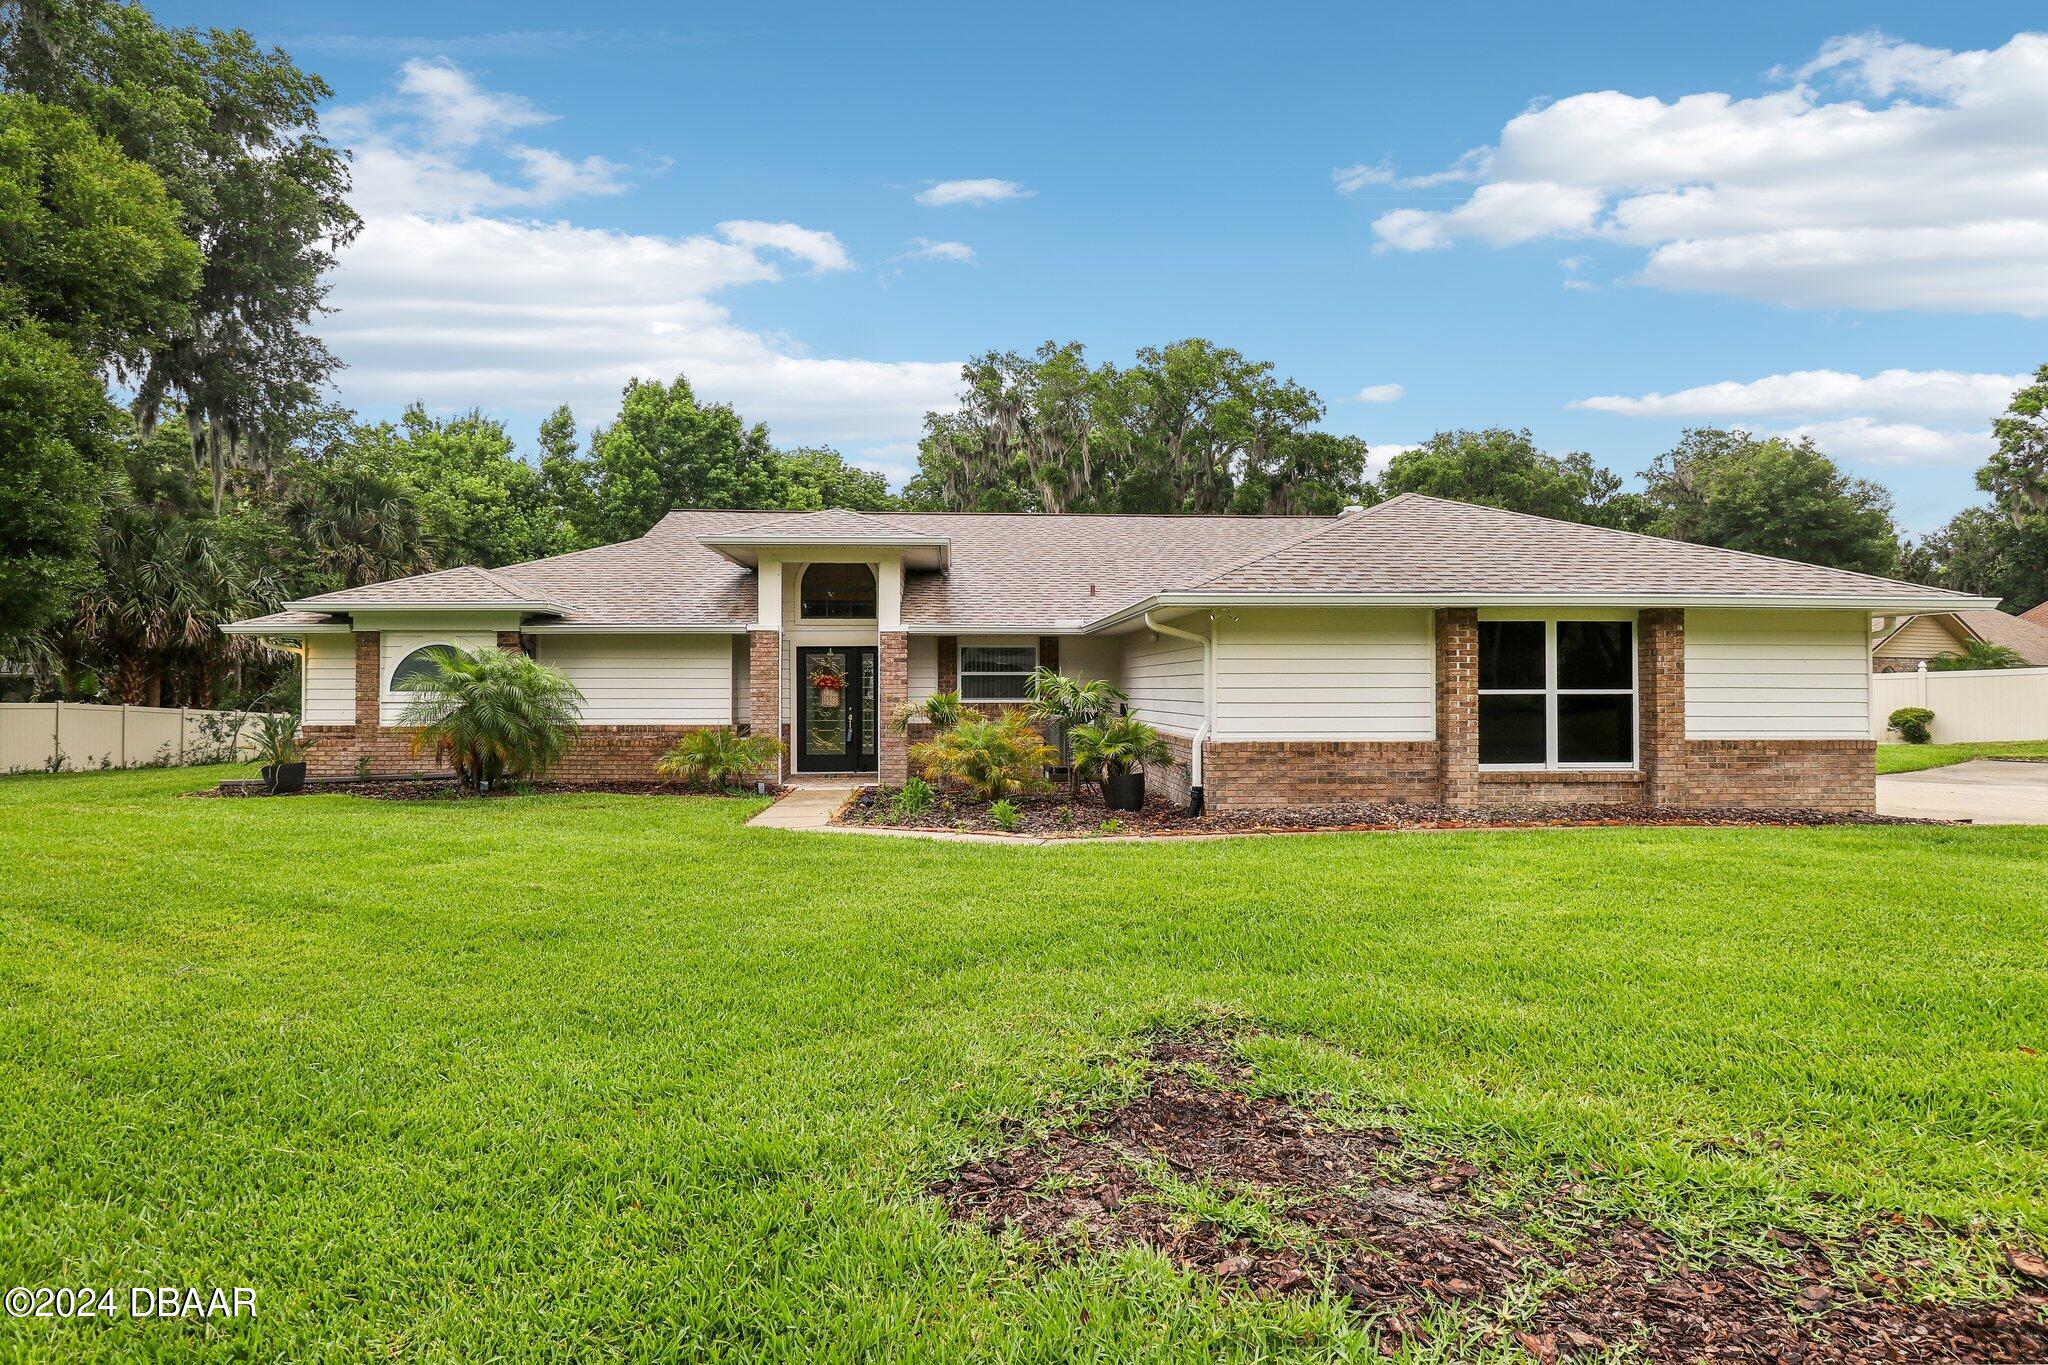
[800,563,876,620]
[389,644,459,691]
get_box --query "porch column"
[1638,608,1688,806]
[936,635,958,694]
[354,631,382,731]
[1434,608,1479,808]
[878,630,909,786]
[748,629,783,782]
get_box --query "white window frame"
[958,641,1039,703]
[1476,615,1638,772]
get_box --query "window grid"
[1476,619,1637,771]
[958,643,1038,702]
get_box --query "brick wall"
[877,630,909,785]
[1638,608,1687,805]
[1434,608,1480,807]
[1201,740,1439,812]
[748,629,782,781]
[936,635,958,694]
[1674,740,1877,812]
[1478,770,1646,806]
[1039,636,1060,673]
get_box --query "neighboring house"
[223,495,1992,813]
[2022,602,2048,629]
[1871,609,2048,672]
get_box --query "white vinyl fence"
[0,703,272,775]
[1871,665,2048,743]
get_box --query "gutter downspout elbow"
[1144,609,1209,813]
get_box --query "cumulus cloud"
[1355,31,2048,315]
[1364,442,1419,477]
[319,63,960,460]
[914,178,1033,206]
[1572,367,2025,467]
[1347,383,1405,403]
[901,237,975,263]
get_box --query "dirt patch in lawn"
[932,1030,2048,1360]
[839,788,1940,837]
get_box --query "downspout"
[1143,609,1210,815]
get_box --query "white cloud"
[1571,366,2024,467]
[1364,442,1419,477]
[901,237,975,263]
[1347,383,1405,403]
[1358,31,2048,315]
[319,64,960,465]
[915,178,1033,207]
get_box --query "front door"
[795,646,877,773]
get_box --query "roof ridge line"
[1178,502,1384,591]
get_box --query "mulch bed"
[932,1030,2048,1360]
[204,778,783,800]
[836,788,1941,836]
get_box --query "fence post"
[1917,659,1929,710]
[52,699,61,772]
[179,707,188,764]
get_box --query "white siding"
[1120,627,1207,737]
[1685,609,1871,739]
[1873,613,1963,664]
[908,634,937,703]
[535,635,733,725]
[1060,635,1119,686]
[380,631,499,725]
[302,634,355,725]
[1213,607,1434,740]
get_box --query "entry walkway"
[744,784,858,830]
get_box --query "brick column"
[496,630,523,653]
[1638,608,1688,806]
[1038,636,1060,673]
[1434,608,1480,808]
[354,631,382,731]
[936,635,958,694]
[748,630,782,781]
[878,630,910,786]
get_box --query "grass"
[1877,740,2048,774]
[2,766,2046,1361]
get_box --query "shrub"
[1068,714,1173,782]
[396,646,585,789]
[908,711,1056,800]
[1929,640,2028,671]
[890,691,964,733]
[889,775,935,817]
[655,728,783,790]
[1025,668,1129,795]
[988,798,1020,831]
[1888,706,1936,745]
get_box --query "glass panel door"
[795,646,877,773]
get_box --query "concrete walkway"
[1876,760,2048,825]
[744,784,857,830]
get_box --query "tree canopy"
[1375,428,1647,529]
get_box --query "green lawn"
[1877,740,2048,775]
[3,767,2046,1361]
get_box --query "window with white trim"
[389,644,460,692]
[1476,619,1636,768]
[958,643,1037,702]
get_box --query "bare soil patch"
[931,1030,2048,1360]
[839,788,1939,837]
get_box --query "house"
[222,495,1993,813]
[1872,608,2048,672]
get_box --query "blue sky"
[156,1,2048,531]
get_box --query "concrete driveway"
[1876,760,2048,825]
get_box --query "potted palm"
[252,711,315,794]
[1024,668,1128,797]
[1068,715,1171,812]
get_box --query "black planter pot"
[1101,771,1145,812]
[264,761,307,794]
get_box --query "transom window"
[1477,619,1636,768]
[389,644,460,691]
[959,643,1038,702]
[800,562,876,619]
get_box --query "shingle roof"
[1183,494,1987,605]
[1954,609,2048,666]
[2023,602,2048,628]
[742,508,941,541]
[290,564,559,610]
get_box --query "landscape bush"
[1888,706,1936,745]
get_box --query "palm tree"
[284,458,436,589]
[396,647,585,790]
[1024,667,1128,795]
[655,728,783,789]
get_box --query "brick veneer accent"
[936,635,958,694]
[1637,608,1687,805]
[1479,769,1645,806]
[354,631,381,729]
[1201,740,1439,812]
[878,630,909,785]
[1434,608,1480,807]
[748,629,782,781]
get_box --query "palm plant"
[1024,668,1129,795]
[655,728,783,790]
[395,647,584,790]
[1068,715,1172,783]
[1929,639,2028,671]
[251,710,314,767]
[889,690,965,733]
[907,711,1056,801]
